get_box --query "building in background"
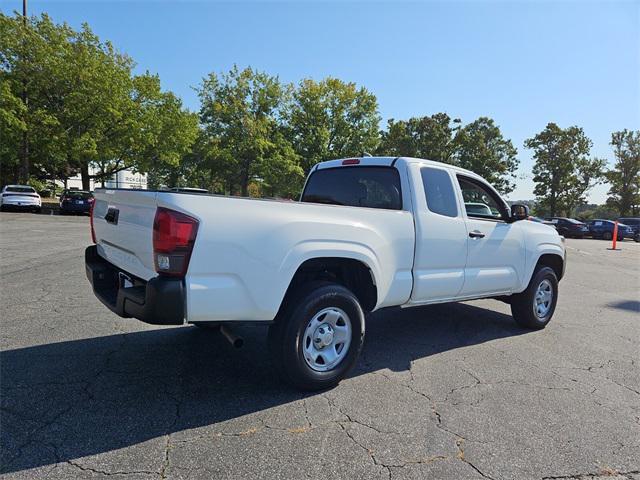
[56,168,147,191]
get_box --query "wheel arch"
[277,256,379,316]
[535,253,564,281]
[517,243,565,293]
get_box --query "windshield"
[620,218,640,225]
[301,166,402,210]
[6,186,36,193]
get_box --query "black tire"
[268,282,365,391]
[603,231,612,241]
[635,233,640,243]
[34,207,41,214]
[0,205,5,212]
[510,266,558,330]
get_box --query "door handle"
[105,207,119,225]
[469,230,485,239]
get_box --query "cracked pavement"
[1,213,639,479]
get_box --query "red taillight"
[153,207,199,277]
[342,158,360,165]
[89,199,96,243]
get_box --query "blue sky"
[4,1,639,202]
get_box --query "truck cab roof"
[313,156,479,178]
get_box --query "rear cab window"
[420,167,458,217]
[66,191,93,199]
[5,186,36,194]
[301,166,402,210]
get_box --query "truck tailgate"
[92,189,158,280]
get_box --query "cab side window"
[421,167,458,217]
[457,176,505,221]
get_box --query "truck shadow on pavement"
[1,302,527,474]
[607,300,640,313]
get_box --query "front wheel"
[510,267,558,330]
[603,231,612,241]
[268,282,365,391]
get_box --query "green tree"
[562,155,607,216]
[606,129,640,216]
[525,123,604,217]
[378,113,460,162]
[0,13,71,184]
[0,13,197,189]
[0,77,25,182]
[378,113,518,194]
[198,65,303,196]
[287,77,380,174]
[453,117,519,194]
[98,73,199,188]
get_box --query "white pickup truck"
[86,156,565,390]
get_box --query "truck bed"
[91,189,415,323]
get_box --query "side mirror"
[510,204,529,221]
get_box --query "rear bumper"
[1,202,40,210]
[61,203,90,213]
[85,245,185,325]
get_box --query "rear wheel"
[511,266,558,330]
[268,282,365,391]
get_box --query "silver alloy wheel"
[533,279,553,319]
[302,307,352,372]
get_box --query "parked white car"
[86,157,565,390]
[0,185,42,213]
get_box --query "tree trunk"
[81,163,90,190]
[19,42,29,184]
[240,169,249,197]
[19,130,29,184]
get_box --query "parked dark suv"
[586,219,632,241]
[545,217,589,238]
[59,190,94,215]
[618,218,640,242]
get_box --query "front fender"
[517,242,565,293]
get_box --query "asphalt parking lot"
[1,212,639,480]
